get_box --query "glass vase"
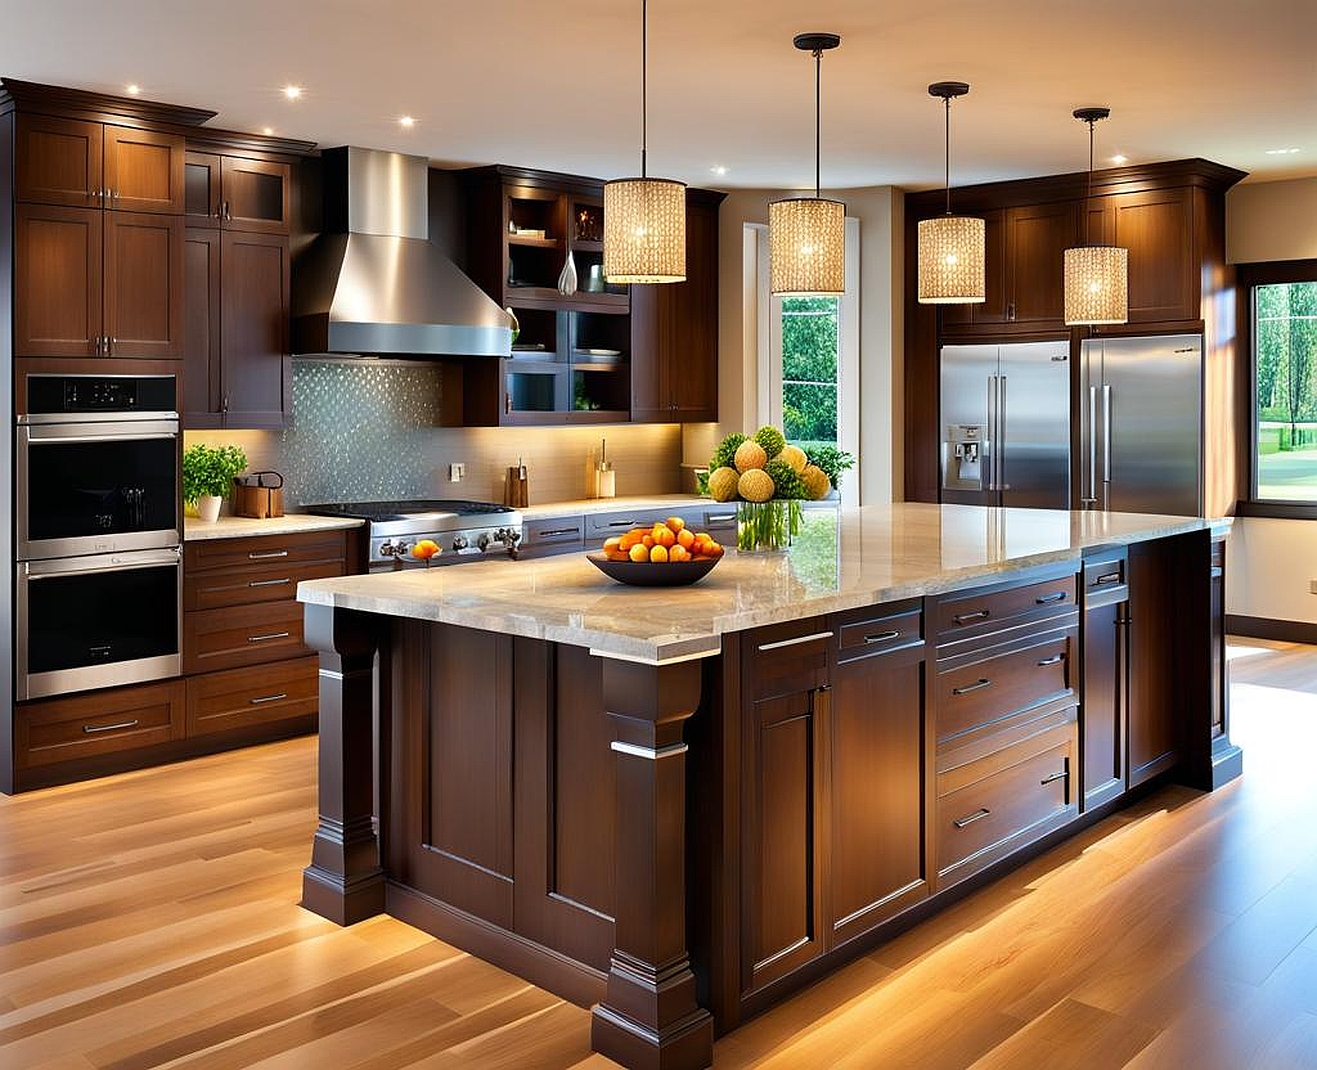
[737,499,804,553]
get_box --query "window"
[1247,262,1317,508]
[780,296,840,449]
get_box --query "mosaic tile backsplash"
[186,360,684,508]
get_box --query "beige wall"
[1224,176,1317,625]
[684,186,905,505]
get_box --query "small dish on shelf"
[586,552,721,587]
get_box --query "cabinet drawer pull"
[951,678,992,696]
[82,719,139,734]
[1040,769,1069,786]
[757,630,835,652]
[1035,591,1068,605]
[953,808,991,829]
[952,609,990,624]
[249,692,289,705]
[536,528,580,538]
[1093,571,1123,586]
[248,577,291,588]
[604,519,639,528]
[864,630,902,645]
[248,549,289,560]
[247,631,291,643]
[1036,653,1065,667]
[706,514,737,523]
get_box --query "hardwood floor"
[2,637,1315,1069]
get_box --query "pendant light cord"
[944,95,952,216]
[1085,117,1095,246]
[640,0,648,179]
[814,47,822,199]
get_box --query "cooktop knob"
[477,532,492,551]
[452,534,469,551]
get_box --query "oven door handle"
[24,428,179,444]
[23,549,181,578]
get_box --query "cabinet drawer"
[698,506,740,538]
[935,573,1077,644]
[746,619,831,701]
[184,530,347,574]
[184,558,346,611]
[185,656,317,736]
[837,603,923,662]
[524,515,586,554]
[937,723,1077,882]
[937,630,1075,744]
[17,679,185,769]
[184,601,307,674]
[1083,555,1128,603]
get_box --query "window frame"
[1238,258,1317,520]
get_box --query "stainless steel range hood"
[293,147,512,358]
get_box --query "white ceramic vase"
[557,251,578,296]
[197,495,222,522]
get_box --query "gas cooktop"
[304,499,517,522]
[304,499,523,567]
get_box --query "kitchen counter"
[184,514,365,541]
[298,503,1227,664]
[520,493,711,520]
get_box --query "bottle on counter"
[596,438,616,499]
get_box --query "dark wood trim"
[1226,614,1317,644]
[0,77,217,126]
[0,109,14,794]
[1235,501,1317,520]
[184,129,316,162]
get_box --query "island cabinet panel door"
[394,622,514,929]
[1127,541,1180,787]
[1080,553,1129,810]
[512,641,617,972]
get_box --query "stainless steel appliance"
[1079,334,1203,516]
[18,374,180,560]
[16,548,183,700]
[303,499,523,571]
[940,341,1071,509]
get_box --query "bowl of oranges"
[588,517,725,587]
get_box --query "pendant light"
[917,81,985,304]
[770,33,845,296]
[603,0,686,284]
[1064,107,1128,325]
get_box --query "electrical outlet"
[1310,579,1317,595]
[448,462,465,483]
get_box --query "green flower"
[765,457,808,500]
[710,432,748,473]
[754,425,786,459]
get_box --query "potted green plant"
[183,443,248,522]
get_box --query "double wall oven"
[16,375,183,701]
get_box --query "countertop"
[298,504,1230,665]
[184,514,365,541]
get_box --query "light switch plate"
[448,463,465,483]
[1310,579,1317,595]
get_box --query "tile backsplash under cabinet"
[185,359,684,508]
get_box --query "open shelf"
[508,234,559,249]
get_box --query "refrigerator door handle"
[1084,384,1098,506]
[986,375,998,491]
[1102,383,1113,503]
[998,375,1008,492]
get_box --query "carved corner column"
[300,603,386,926]
[591,655,714,1070]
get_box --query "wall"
[684,186,904,505]
[186,360,683,511]
[1224,176,1317,626]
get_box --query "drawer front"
[583,507,705,539]
[837,604,923,661]
[937,631,1075,744]
[184,558,346,611]
[523,515,586,555]
[699,506,739,539]
[184,530,348,574]
[746,618,831,701]
[184,600,307,674]
[17,679,185,769]
[1083,556,1128,605]
[185,656,317,736]
[937,724,1076,878]
[935,574,1077,644]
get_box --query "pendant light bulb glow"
[603,0,686,284]
[770,33,845,296]
[1064,107,1128,326]
[918,81,985,304]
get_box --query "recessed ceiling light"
[283,84,303,100]
[399,115,416,128]
[1265,147,1301,155]
[262,127,275,136]
[1111,154,1128,165]
[710,165,728,176]
[125,83,141,96]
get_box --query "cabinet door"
[671,199,719,421]
[220,157,291,233]
[104,211,185,358]
[1127,541,1179,786]
[103,126,186,214]
[1081,600,1126,808]
[1006,202,1077,326]
[221,231,290,427]
[14,204,103,357]
[829,648,928,946]
[15,114,104,208]
[1107,188,1197,324]
[629,285,666,421]
[184,151,222,227]
[184,227,223,427]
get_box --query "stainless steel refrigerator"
[1078,334,1202,516]
[940,341,1071,509]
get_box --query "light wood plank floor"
[2,637,1316,1069]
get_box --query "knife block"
[505,466,529,508]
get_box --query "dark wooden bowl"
[586,552,721,587]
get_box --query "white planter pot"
[196,495,222,523]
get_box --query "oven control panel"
[370,526,523,568]
[26,374,178,416]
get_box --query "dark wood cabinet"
[1006,202,1077,327]
[184,227,222,425]
[1127,540,1179,786]
[14,203,103,357]
[185,153,292,233]
[1091,188,1197,324]
[16,679,185,770]
[1080,553,1128,810]
[184,151,222,225]
[104,211,184,358]
[103,125,185,214]
[14,114,103,207]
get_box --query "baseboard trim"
[1226,615,1317,644]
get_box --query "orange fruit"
[705,542,724,559]
[666,516,686,532]
[603,537,622,553]
[649,544,669,563]
[677,528,696,550]
[642,534,655,549]
[628,543,649,563]
[619,532,639,551]
[670,544,690,563]
[656,527,676,548]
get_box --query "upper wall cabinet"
[185,152,291,233]
[1085,188,1197,324]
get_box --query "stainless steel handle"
[953,808,991,829]
[952,678,992,696]
[27,428,178,444]
[1040,770,1069,786]
[248,577,291,588]
[1036,653,1065,667]
[248,550,289,560]
[986,375,998,491]
[706,514,737,523]
[1086,384,1097,505]
[249,692,288,705]
[112,189,119,201]
[998,374,1008,491]
[247,631,291,643]
[1035,591,1067,605]
[26,550,180,578]
[536,528,580,538]
[82,719,139,734]
[1094,571,1123,586]
[757,630,835,652]
[1102,383,1112,486]
[604,520,639,528]
[953,609,990,625]
[864,630,901,645]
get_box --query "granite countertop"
[184,514,365,541]
[520,494,714,520]
[298,504,1229,664]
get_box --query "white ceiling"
[2,0,1315,190]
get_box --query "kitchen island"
[297,503,1240,1070]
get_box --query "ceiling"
[2,0,1314,190]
